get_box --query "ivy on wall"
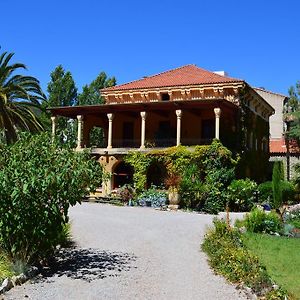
[125,140,237,195]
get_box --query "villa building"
[49,65,274,194]
[255,87,300,180]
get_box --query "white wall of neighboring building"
[254,88,287,139]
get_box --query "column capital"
[214,107,221,118]
[176,109,182,118]
[77,115,83,122]
[107,113,114,121]
[140,111,147,119]
[51,116,57,122]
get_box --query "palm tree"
[0,51,46,144]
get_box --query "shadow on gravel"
[35,248,137,282]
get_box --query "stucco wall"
[255,88,286,139]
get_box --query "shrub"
[272,162,283,209]
[258,181,273,204]
[227,179,257,212]
[179,164,207,210]
[258,181,296,207]
[117,184,135,204]
[137,186,167,208]
[0,133,102,263]
[242,208,283,234]
[202,219,271,293]
[202,140,237,214]
[281,181,296,204]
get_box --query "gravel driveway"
[4,203,246,300]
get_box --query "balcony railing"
[90,138,213,149]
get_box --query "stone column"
[76,115,83,149]
[176,110,182,146]
[214,108,221,140]
[140,111,147,149]
[107,113,114,149]
[51,116,56,142]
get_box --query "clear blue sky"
[2,0,299,96]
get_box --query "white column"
[107,113,114,149]
[76,115,83,149]
[214,108,221,140]
[176,110,182,146]
[140,111,147,149]
[51,116,56,142]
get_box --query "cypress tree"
[272,161,283,209]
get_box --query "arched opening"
[113,161,134,189]
[146,160,167,188]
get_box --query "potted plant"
[165,173,181,210]
[117,184,135,206]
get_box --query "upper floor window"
[161,93,170,101]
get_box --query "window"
[161,93,170,101]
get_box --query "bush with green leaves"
[0,133,102,263]
[272,161,283,209]
[258,181,273,204]
[202,219,272,294]
[258,181,296,207]
[241,208,283,234]
[227,179,257,212]
[137,186,167,208]
[179,163,207,209]
[202,140,236,214]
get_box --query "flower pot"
[168,189,180,210]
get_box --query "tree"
[42,65,78,144]
[285,82,300,142]
[47,65,77,107]
[78,72,116,147]
[0,132,102,263]
[78,71,116,105]
[0,51,45,144]
[272,161,283,209]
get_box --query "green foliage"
[0,51,45,144]
[179,163,207,209]
[272,162,283,209]
[258,180,296,206]
[281,180,296,204]
[285,82,300,143]
[0,252,13,281]
[46,65,78,107]
[242,208,283,234]
[227,179,257,212]
[137,186,167,208]
[78,71,116,105]
[126,140,237,213]
[124,151,152,193]
[258,181,273,203]
[41,65,78,144]
[202,219,272,294]
[202,140,237,214]
[0,132,102,263]
[55,223,72,248]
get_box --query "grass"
[243,233,300,299]
[0,251,13,281]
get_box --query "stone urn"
[168,188,180,210]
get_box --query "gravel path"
[4,203,246,300]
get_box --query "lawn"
[243,233,300,299]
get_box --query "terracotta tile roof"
[102,64,243,92]
[270,138,300,153]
